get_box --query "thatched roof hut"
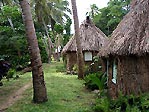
[99,0,149,98]
[62,17,108,73]
[100,0,149,57]
[62,18,108,54]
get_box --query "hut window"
[84,52,92,61]
[112,59,117,84]
[106,59,109,83]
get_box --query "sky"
[67,0,109,33]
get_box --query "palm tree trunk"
[71,0,84,79]
[19,0,48,103]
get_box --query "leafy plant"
[93,96,110,112]
[91,0,131,36]
[84,72,107,91]
[7,68,16,79]
[140,93,149,111]
[93,92,149,112]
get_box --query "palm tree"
[48,0,71,24]
[71,0,84,79]
[30,0,71,63]
[19,0,48,103]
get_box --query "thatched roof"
[62,17,108,54]
[99,0,149,57]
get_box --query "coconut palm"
[19,0,48,103]
[30,0,71,63]
[71,0,84,79]
[48,0,71,24]
[31,0,71,29]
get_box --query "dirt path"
[0,82,32,112]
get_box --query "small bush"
[93,93,149,112]
[7,68,19,80]
[93,96,110,112]
[84,72,107,91]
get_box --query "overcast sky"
[67,0,109,33]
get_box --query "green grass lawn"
[2,61,96,112]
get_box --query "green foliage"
[84,72,107,91]
[64,17,72,35]
[89,4,100,18]
[0,5,21,23]
[63,18,72,46]
[140,93,149,111]
[93,96,110,112]
[91,0,131,36]
[7,68,16,80]
[63,34,71,46]
[36,33,48,63]
[54,23,64,34]
[0,5,50,67]
[0,0,72,68]
[93,92,149,112]
[0,5,29,68]
[11,55,30,69]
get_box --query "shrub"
[93,92,149,112]
[7,68,16,79]
[7,68,19,80]
[93,96,110,112]
[84,72,107,91]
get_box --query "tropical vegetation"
[89,0,131,36]
[0,0,149,111]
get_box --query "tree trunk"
[71,0,84,79]
[19,0,48,103]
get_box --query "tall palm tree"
[19,0,48,103]
[48,0,71,24]
[30,0,71,63]
[71,0,84,79]
[31,0,71,30]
